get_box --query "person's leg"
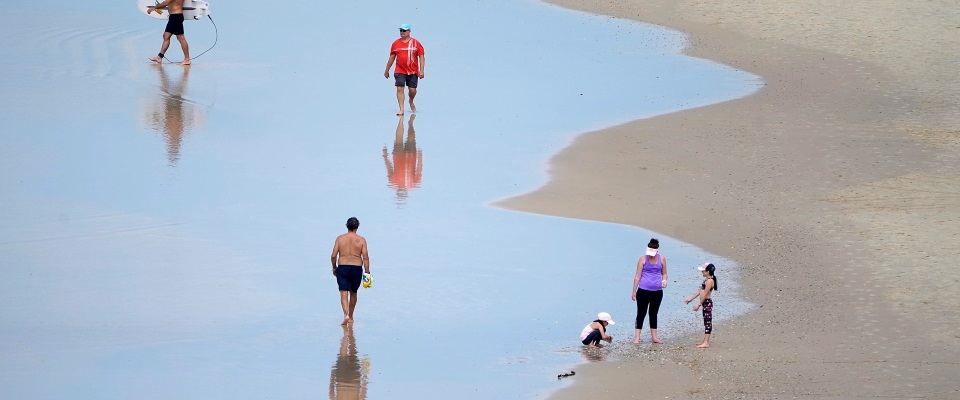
[395,114,405,143]
[698,299,713,348]
[150,32,173,63]
[698,333,711,348]
[582,330,602,347]
[347,291,358,321]
[336,267,356,325]
[407,113,416,139]
[408,87,417,112]
[395,86,405,115]
[634,288,650,344]
[407,75,419,112]
[346,266,363,322]
[339,290,351,325]
[176,34,190,65]
[393,73,407,115]
[649,290,664,343]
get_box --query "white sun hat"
[597,312,615,325]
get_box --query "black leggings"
[702,299,713,334]
[635,288,663,329]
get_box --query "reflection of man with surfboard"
[147,0,191,65]
[383,23,425,116]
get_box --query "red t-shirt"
[387,150,422,189]
[390,38,425,75]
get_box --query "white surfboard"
[137,0,211,21]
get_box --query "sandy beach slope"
[498,1,960,397]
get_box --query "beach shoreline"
[501,1,960,397]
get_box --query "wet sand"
[500,0,960,397]
[0,2,767,398]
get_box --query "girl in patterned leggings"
[685,263,718,348]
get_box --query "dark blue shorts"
[165,13,185,36]
[336,265,363,292]
[394,73,419,88]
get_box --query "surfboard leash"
[162,15,218,64]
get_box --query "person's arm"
[685,289,701,304]
[361,238,370,274]
[330,239,339,277]
[383,146,394,173]
[417,54,425,78]
[384,54,396,78]
[660,255,668,288]
[693,280,713,311]
[631,258,642,300]
[597,323,612,341]
[148,0,171,14]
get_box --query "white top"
[580,323,597,340]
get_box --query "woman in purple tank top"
[631,238,668,344]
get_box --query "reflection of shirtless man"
[331,217,370,325]
[147,0,191,65]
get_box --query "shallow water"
[0,0,760,398]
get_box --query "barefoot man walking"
[383,23,425,115]
[147,0,191,65]
[331,217,370,325]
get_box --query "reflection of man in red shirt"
[383,23,425,116]
[382,114,422,206]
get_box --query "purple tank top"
[638,255,663,291]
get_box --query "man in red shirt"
[383,23,425,115]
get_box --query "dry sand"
[499,1,960,398]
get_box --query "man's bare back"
[332,232,368,269]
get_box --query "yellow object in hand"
[362,273,373,289]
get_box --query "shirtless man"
[147,0,191,65]
[330,217,370,325]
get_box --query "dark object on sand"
[557,371,576,380]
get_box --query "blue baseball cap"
[399,23,411,30]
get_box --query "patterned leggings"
[702,299,713,334]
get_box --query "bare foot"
[409,101,417,112]
[632,338,640,344]
[341,317,353,325]
[696,343,710,348]
[396,110,404,116]
[149,56,162,63]
[651,338,664,344]
[179,59,191,66]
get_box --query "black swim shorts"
[165,13,185,35]
[394,73,419,88]
[336,265,363,292]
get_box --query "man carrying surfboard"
[147,0,191,65]
[383,23,425,115]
